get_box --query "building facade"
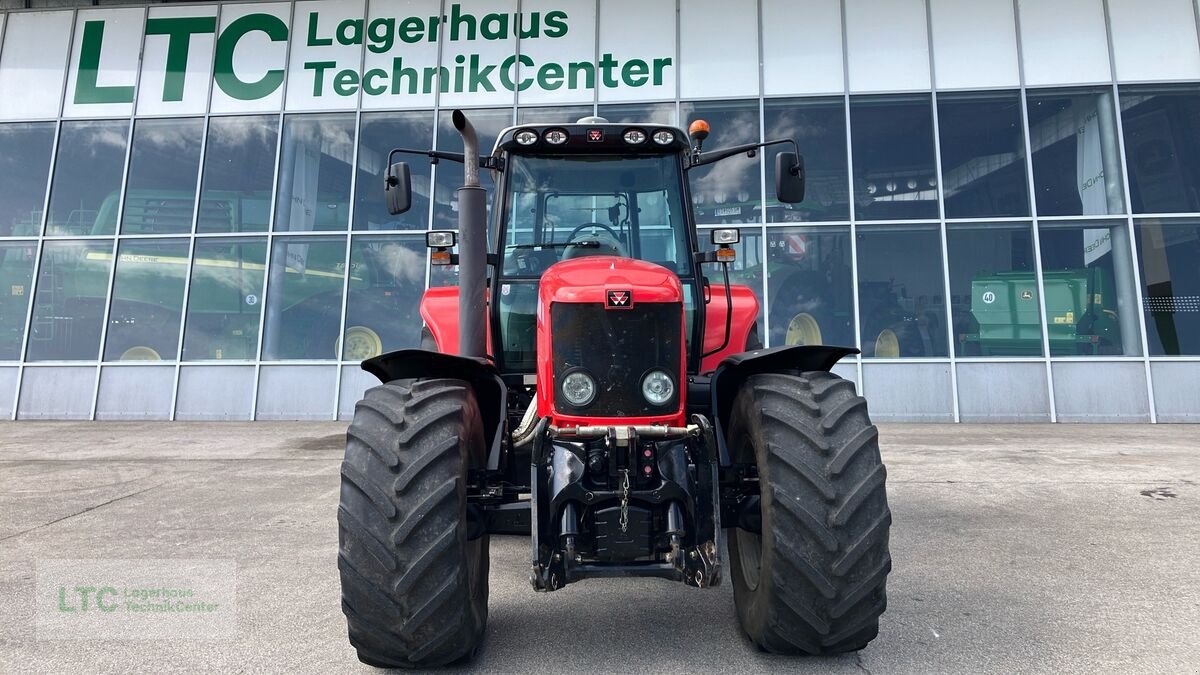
[0,0,1197,421]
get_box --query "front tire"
[728,371,891,654]
[337,379,489,668]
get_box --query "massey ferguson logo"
[606,289,632,308]
[587,129,604,142]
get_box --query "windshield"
[500,155,692,277]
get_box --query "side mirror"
[385,162,412,215]
[775,152,806,204]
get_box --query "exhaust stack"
[452,110,488,360]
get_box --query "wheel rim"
[784,312,822,346]
[119,346,161,361]
[736,527,763,591]
[874,329,901,357]
[339,325,383,361]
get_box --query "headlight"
[561,370,597,407]
[514,129,538,145]
[641,370,674,406]
[543,128,569,145]
[652,129,675,145]
[623,128,647,144]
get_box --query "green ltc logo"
[58,586,120,612]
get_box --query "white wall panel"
[176,366,256,420]
[930,0,1019,89]
[360,0,441,110]
[286,0,366,111]
[846,0,930,92]
[597,0,675,102]
[1052,362,1150,422]
[96,366,173,420]
[0,367,16,420]
[138,5,218,116]
[437,0,517,109]
[209,3,291,114]
[256,365,335,419]
[763,0,844,96]
[680,0,758,99]
[17,367,94,420]
[0,11,74,120]
[63,8,144,118]
[1108,0,1200,82]
[1017,0,1111,86]
[1151,362,1200,422]
[517,0,595,105]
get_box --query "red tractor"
[337,111,891,667]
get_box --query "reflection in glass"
[26,240,113,361]
[45,120,129,236]
[699,227,765,345]
[937,91,1030,218]
[1134,219,1200,355]
[1038,221,1141,356]
[121,118,204,234]
[103,239,188,360]
[517,106,593,125]
[198,116,278,233]
[598,103,677,126]
[682,100,762,225]
[850,95,938,220]
[182,239,267,360]
[0,123,55,236]
[0,242,36,359]
[857,225,946,357]
[1120,85,1200,214]
[764,98,849,222]
[261,237,346,360]
[354,112,434,230]
[766,227,854,349]
[273,114,355,232]
[946,224,1040,356]
[343,236,429,360]
[433,108,512,229]
[1027,88,1125,217]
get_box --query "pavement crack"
[0,482,166,543]
[854,652,872,675]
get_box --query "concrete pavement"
[0,422,1197,673]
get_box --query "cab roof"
[494,122,691,156]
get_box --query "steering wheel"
[567,221,620,242]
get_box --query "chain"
[618,469,630,533]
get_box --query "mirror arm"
[387,147,466,166]
[688,138,800,169]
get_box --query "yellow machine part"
[340,325,384,361]
[874,329,900,358]
[784,312,823,346]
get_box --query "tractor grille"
[551,302,682,417]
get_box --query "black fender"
[362,349,508,471]
[709,345,859,465]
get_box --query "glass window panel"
[26,240,113,361]
[0,122,55,236]
[849,96,939,221]
[0,242,37,359]
[342,236,429,360]
[261,236,347,360]
[766,226,854,349]
[120,118,204,234]
[681,100,762,226]
[1121,85,1200,214]
[857,225,947,357]
[1038,221,1142,356]
[273,114,355,232]
[45,120,129,236]
[517,106,594,125]
[198,116,279,233]
[764,98,849,222]
[937,91,1030,218]
[354,112,434,231]
[699,226,765,339]
[598,103,677,126]
[182,238,267,361]
[433,108,512,230]
[1134,219,1200,355]
[946,223,1041,356]
[103,239,189,361]
[1027,88,1126,217]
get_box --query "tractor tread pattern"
[728,371,891,655]
[337,379,488,669]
